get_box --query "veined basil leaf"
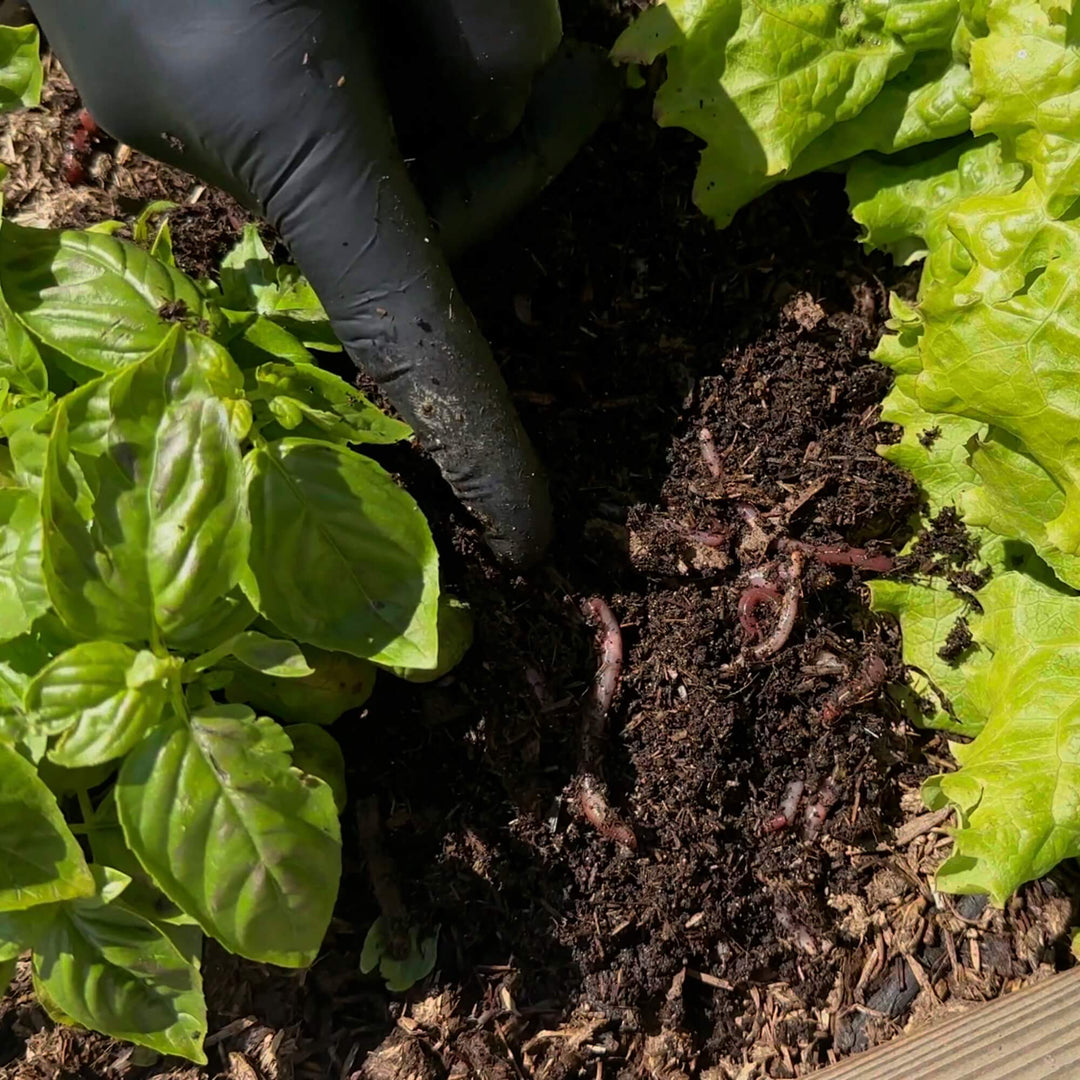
[41,331,250,643]
[31,873,207,1062]
[0,487,49,643]
[254,362,411,445]
[116,705,340,967]
[243,438,438,669]
[223,643,375,725]
[25,642,172,766]
[0,224,211,373]
[0,740,93,910]
[0,25,42,112]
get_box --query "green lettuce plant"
[0,26,470,1062]
[616,0,1080,904]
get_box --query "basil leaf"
[89,790,191,928]
[0,487,49,643]
[31,879,207,1062]
[25,642,171,766]
[0,224,210,373]
[254,362,411,445]
[378,596,473,684]
[0,285,48,397]
[0,741,93,910]
[186,630,312,680]
[224,644,375,726]
[31,967,80,1026]
[41,331,250,643]
[286,724,346,813]
[0,25,42,112]
[162,590,256,654]
[0,629,64,753]
[230,632,312,675]
[219,225,278,313]
[116,706,340,967]
[244,438,438,669]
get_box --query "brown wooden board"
[815,968,1080,1079]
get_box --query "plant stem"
[76,788,94,826]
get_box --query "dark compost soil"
[1,11,1077,1080]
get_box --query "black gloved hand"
[29,0,619,565]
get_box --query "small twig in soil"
[575,597,636,850]
[356,795,412,961]
[804,777,840,840]
[819,654,888,724]
[738,583,780,640]
[763,779,804,834]
[777,538,894,573]
[766,476,830,521]
[698,427,722,479]
[749,551,804,660]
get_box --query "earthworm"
[576,597,636,849]
[780,780,805,824]
[62,108,101,187]
[699,427,722,479]
[763,779,804,833]
[804,778,839,840]
[749,551,803,660]
[777,538,893,573]
[578,774,637,848]
[820,654,888,724]
[61,155,85,185]
[581,597,623,740]
[681,529,727,548]
[738,584,780,640]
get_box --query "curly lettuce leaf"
[925,571,1080,903]
[970,0,1080,210]
[848,136,1023,264]
[962,430,1080,588]
[612,0,977,225]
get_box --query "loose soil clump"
[1,19,1075,1080]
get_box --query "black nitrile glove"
[29,0,620,565]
